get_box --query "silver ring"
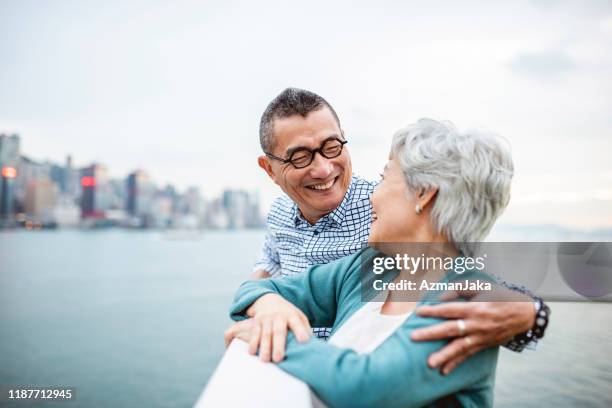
[456,319,466,336]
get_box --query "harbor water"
[1,230,611,407]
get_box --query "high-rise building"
[222,189,252,228]
[204,197,229,229]
[150,194,172,228]
[107,179,126,210]
[80,164,111,218]
[169,186,204,229]
[0,166,17,219]
[24,177,58,220]
[0,133,20,219]
[184,186,204,217]
[161,184,178,213]
[246,191,263,227]
[126,170,155,218]
[15,156,52,207]
[63,155,80,200]
[0,133,20,165]
[50,163,65,193]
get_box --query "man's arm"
[497,282,550,351]
[250,269,271,279]
[251,228,281,278]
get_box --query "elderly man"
[229,88,549,374]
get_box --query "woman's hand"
[245,293,312,363]
[224,319,257,346]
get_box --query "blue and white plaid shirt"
[253,175,376,278]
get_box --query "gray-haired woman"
[227,118,515,408]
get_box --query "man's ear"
[258,155,278,184]
[418,188,438,211]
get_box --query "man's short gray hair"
[390,118,514,255]
[259,88,341,153]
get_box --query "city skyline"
[1,131,227,198]
[0,132,263,230]
[1,1,611,228]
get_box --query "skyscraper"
[0,133,20,165]
[0,133,20,220]
[126,170,155,225]
[24,177,58,220]
[222,189,250,229]
[63,155,80,200]
[80,164,111,218]
[0,166,17,220]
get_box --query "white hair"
[390,118,514,255]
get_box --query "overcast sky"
[1,0,611,228]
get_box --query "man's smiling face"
[259,106,352,224]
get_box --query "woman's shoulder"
[311,246,384,297]
[320,245,379,275]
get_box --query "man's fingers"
[441,344,482,375]
[416,302,471,319]
[411,320,467,342]
[439,289,479,302]
[272,319,287,363]
[248,321,261,355]
[427,336,473,369]
[441,354,468,375]
[300,314,312,331]
[288,316,310,342]
[438,290,460,302]
[259,320,273,362]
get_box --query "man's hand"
[245,293,311,363]
[411,287,535,375]
[250,269,271,280]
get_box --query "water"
[1,230,611,407]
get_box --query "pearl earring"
[415,204,422,215]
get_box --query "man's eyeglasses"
[265,137,348,169]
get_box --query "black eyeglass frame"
[265,137,348,169]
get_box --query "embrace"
[224,88,551,407]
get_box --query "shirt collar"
[292,175,356,228]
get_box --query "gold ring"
[456,319,466,336]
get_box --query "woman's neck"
[380,228,458,315]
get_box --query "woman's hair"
[390,118,514,255]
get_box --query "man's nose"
[308,152,333,179]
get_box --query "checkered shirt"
[253,175,375,278]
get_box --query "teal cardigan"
[230,247,499,408]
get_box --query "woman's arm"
[230,248,366,329]
[278,314,498,408]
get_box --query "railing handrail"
[194,339,312,408]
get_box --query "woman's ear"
[418,188,438,211]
